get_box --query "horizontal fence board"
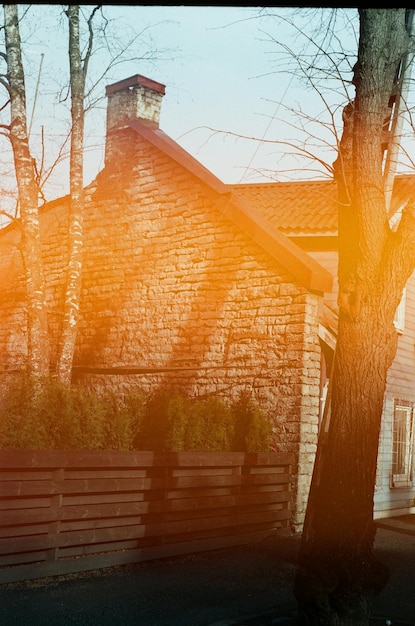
[0,507,62,528]
[0,523,51,539]
[64,493,147,506]
[0,497,53,510]
[0,470,55,481]
[170,467,239,477]
[242,484,285,494]
[0,449,293,469]
[0,473,290,497]
[64,469,151,479]
[0,550,49,567]
[0,477,161,497]
[0,449,293,584]
[163,487,237,499]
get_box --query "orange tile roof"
[229,174,415,237]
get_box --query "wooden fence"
[0,449,293,584]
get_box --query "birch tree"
[3,4,49,382]
[55,5,96,384]
[2,3,93,385]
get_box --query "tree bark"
[4,4,50,381]
[55,5,86,384]
[294,9,415,625]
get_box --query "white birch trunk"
[55,5,86,384]
[4,4,50,380]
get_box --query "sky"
[95,5,352,186]
[12,3,358,205]
[138,5,309,184]
[3,5,415,215]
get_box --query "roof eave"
[217,194,333,294]
[128,119,227,195]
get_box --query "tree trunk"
[295,310,396,624]
[4,4,50,380]
[294,9,415,624]
[55,5,86,384]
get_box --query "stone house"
[1,73,414,525]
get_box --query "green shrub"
[133,390,237,452]
[0,377,272,452]
[161,395,235,452]
[232,391,273,452]
[105,390,146,450]
[133,388,183,451]
[134,388,271,452]
[185,397,235,451]
[0,375,145,450]
[0,376,48,449]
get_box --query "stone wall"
[0,127,322,526]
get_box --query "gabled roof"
[128,119,333,294]
[230,180,338,237]
[230,175,415,238]
[215,195,333,293]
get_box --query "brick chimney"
[104,74,166,165]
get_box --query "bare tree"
[294,9,415,625]
[55,5,97,384]
[3,4,50,381]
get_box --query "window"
[391,401,414,488]
[393,287,406,333]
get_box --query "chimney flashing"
[105,74,166,97]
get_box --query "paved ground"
[0,516,414,626]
